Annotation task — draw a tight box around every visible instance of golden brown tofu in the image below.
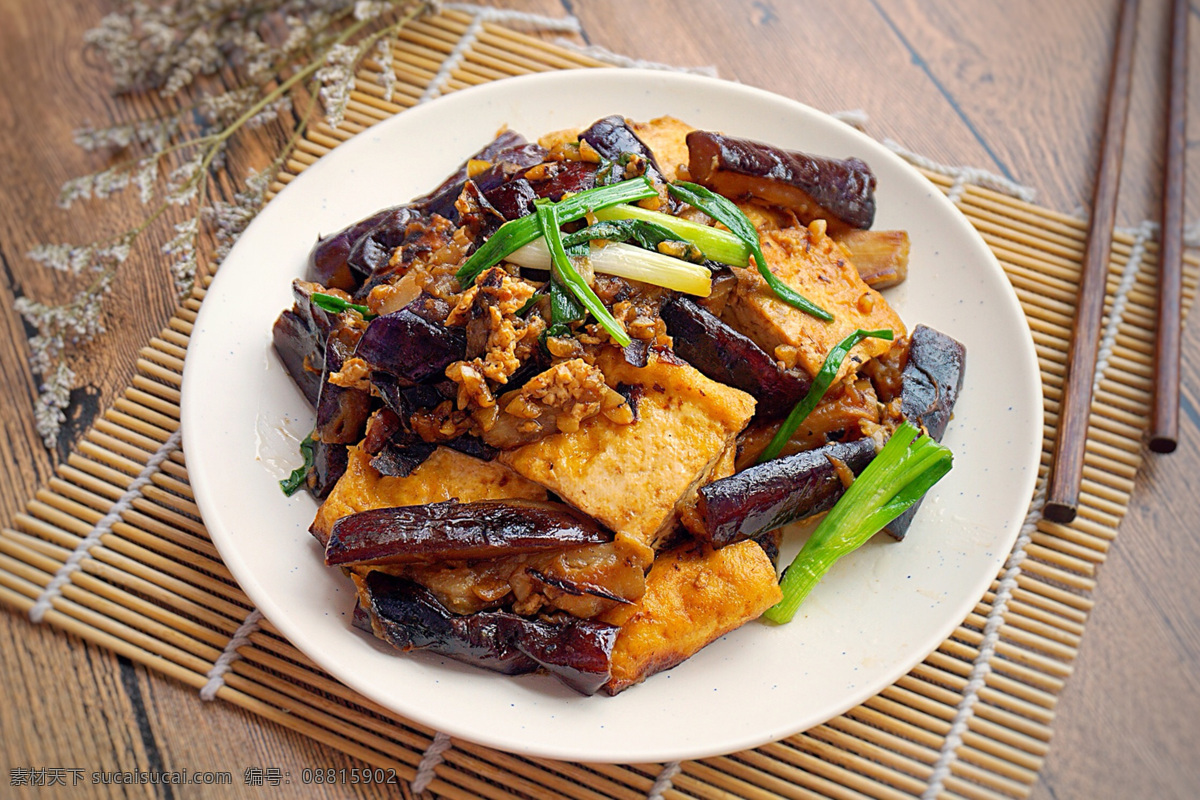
[723,219,906,382]
[500,351,755,550]
[629,116,696,181]
[310,445,547,544]
[603,539,782,694]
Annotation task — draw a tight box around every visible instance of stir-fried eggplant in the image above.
[369,440,437,479]
[273,114,960,696]
[308,440,349,499]
[417,132,537,220]
[308,131,530,290]
[883,324,966,540]
[687,130,876,230]
[695,437,880,548]
[272,280,345,406]
[353,307,465,385]
[580,115,670,196]
[359,572,619,694]
[662,296,810,419]
[314,331,371,445]
[325,498,614,567]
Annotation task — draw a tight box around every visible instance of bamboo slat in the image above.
[2,12,1196,800]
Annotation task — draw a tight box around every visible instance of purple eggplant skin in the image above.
[308,440,349,499]
[344,206,428,289]
[884,324,966,540]
[580,115,669,190]
[314,333,372,444]
[272,280,347,406]
[308,207,392,291]
[361,572,619,694]
[662,296,810,419]
[697,438,880,548]
[353,307,466,385]
[307,131,530,291]
[272,309,323,406]
[687,130,877,230]
[416,133,539,220]
[369,440,437,478]
[444,434,499,462]
[482,160,598,222]
[363,572,538,675]
[325,499,614,567]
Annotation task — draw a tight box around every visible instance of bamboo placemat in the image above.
[2,8,1197,799]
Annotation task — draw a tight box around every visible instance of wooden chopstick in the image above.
[1149,0,1189,454]
[1044,0,1140,524]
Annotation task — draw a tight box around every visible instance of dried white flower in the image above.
[166,154,205,205]
[164,217,200,294]
[23,0,443,449]
[34,361,75,448]
[317,42,360,128]
[375,35,397,102]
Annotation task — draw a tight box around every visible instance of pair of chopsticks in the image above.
[1044,0,1189,523]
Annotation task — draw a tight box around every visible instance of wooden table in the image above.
[2,1,1197,797]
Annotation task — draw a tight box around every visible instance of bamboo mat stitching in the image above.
[885,139,1038,204]
[646,761,683,800]
[549,38,719,76]
[424,5,581,101]
[412,730,455,794]
[27,427,183,623]
[200,607,264,701]
[1094,221,1155,388]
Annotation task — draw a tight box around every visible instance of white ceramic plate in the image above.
[182,69,1043,764]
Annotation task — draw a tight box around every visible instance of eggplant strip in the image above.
[359,572,619,695]
[325,499,614,567]
[697,437,880,548]
[884,324,966,540]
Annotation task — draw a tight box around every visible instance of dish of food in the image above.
[182,69,1042,763]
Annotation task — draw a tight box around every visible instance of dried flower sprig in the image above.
[20,0,438,448]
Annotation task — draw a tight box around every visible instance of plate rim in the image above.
[181,67,1044,763]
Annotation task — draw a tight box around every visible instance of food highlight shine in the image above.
[271,114,966,696]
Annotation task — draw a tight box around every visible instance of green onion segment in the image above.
[534,201,632,347]
[455,176,656,287]
[763,421,953,624]
[758,328,894,464]
[507,238,712,297]
[591,204,750,266]
[311,293,375,319]
[668,181,833,322]
[279,433,316,496]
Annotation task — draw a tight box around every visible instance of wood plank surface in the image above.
[1,0,1197,797]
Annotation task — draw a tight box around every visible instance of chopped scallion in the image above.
[534,200,632,347]
[279,432,316,496]
[764,420,953,624]
[668,181,833,321]
[758,328,894,464]
[455,176,656,287]
[311,293,375,319]
[592,204,750,266]
[508,238,712,297]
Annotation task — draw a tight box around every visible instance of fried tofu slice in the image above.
[603,539,782,694]
[629,116,696,181]
[723,219,906,383]
[500,350,755,551]
[310,445,547,545]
